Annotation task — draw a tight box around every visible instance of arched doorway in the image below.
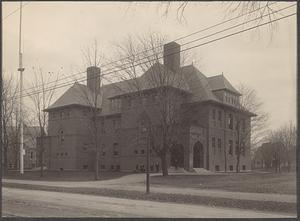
[193,141,204,168]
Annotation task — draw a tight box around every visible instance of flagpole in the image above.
[18,1,25,174]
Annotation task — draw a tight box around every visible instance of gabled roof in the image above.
[207,74,241,95]
[180,65,220,103]
[45,82,101,111]
[47,63,242,114]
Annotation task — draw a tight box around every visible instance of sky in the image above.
[2,1,297,131]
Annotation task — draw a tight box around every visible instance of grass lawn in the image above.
[150,172,296,194]
[4,170,130,181]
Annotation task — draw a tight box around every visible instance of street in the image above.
[3,188,294,218]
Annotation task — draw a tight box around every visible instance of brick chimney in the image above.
[163,41,180,72]
[87,66,100,93]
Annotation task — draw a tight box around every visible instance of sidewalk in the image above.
[3,173,296,204]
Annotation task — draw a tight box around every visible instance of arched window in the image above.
[59,130,65,144]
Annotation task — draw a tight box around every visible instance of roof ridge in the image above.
[207,74,223,79]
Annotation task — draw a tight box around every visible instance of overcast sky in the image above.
[2,1,297,130]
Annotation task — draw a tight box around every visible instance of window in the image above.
[83,109,87,116]
[228,114,233,129]
[83,165,88,170]
[150,165,154,171]
[228,140,233,155]
[241,142,245,156]
[218,110,222,121]
[217,138,221,150]
[64,152,68,156]
[102,150,106,156]
[242,165,246,170]
[215,165,220,171]
[60,111,65,119]
[235,141,239,155]
[212,137,216,154]
[212,109,216,120]
[113,119,121,131]
[56,153,59,157]
[141,149,145,154]
[128,98,132,108]
[59,130,65,144]
[113,119,116,130]
[101,165,105,169]
[60,153,63,156]
[142,97,147,106]
[111,165,114,170]
[242,119,246,132]
[30,151,33,159]
[113,143,119,156]
[101,119,105,133]
[116,165,120,171]
[134,150,138,154]
[229,165,233,171]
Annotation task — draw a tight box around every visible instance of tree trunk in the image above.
[236,155,240,173]
[3,141,8,175]
[40,134,44,177]
[161,152,168,176]
[94,149,99,180]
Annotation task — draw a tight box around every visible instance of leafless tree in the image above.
[126,2,282,36]
[234,84,268,172]
[268,122,296,172]
[2,74,19,173]
[29,67,58,177]
[112,33,191,176]
[73,41,104,180]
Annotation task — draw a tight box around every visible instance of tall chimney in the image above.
[87,66,100,93]
[163,41,180,72]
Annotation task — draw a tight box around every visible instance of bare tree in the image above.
[126,1,281,30]
[73,41,104,180]
[268,122,296,172]
[29,67,58,177]
[112,33,191,176]
[234,84,268,172]
[2,74,19,173]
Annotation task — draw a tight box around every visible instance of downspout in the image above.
[224,108,227,172]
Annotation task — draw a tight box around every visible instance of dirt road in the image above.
[3,188,294,218]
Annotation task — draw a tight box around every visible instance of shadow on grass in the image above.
[150,172,296,194]
[4,170,133,182]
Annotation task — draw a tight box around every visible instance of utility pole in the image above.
[18,1,25,174]
[146,130,150,194]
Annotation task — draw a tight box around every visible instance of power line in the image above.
[3,2,30,21]
[12,12,295,101]
[17,1,280,94]
[16,4,296,98]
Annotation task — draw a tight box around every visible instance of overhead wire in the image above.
[11,10,296,102]
[18,2,280,94]
[3,2,30,21]
[14,4,296,99]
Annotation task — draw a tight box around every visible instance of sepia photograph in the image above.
[1,1,297,218]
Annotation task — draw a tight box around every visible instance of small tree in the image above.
[113,33,190,176]
[268,122,296,172]
[2,74,19,173]
[74,40,103,180]
[234,84,268,172]
[29,67,58,177]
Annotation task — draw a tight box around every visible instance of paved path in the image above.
[3,174,296,204]
[3,187,294,218]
